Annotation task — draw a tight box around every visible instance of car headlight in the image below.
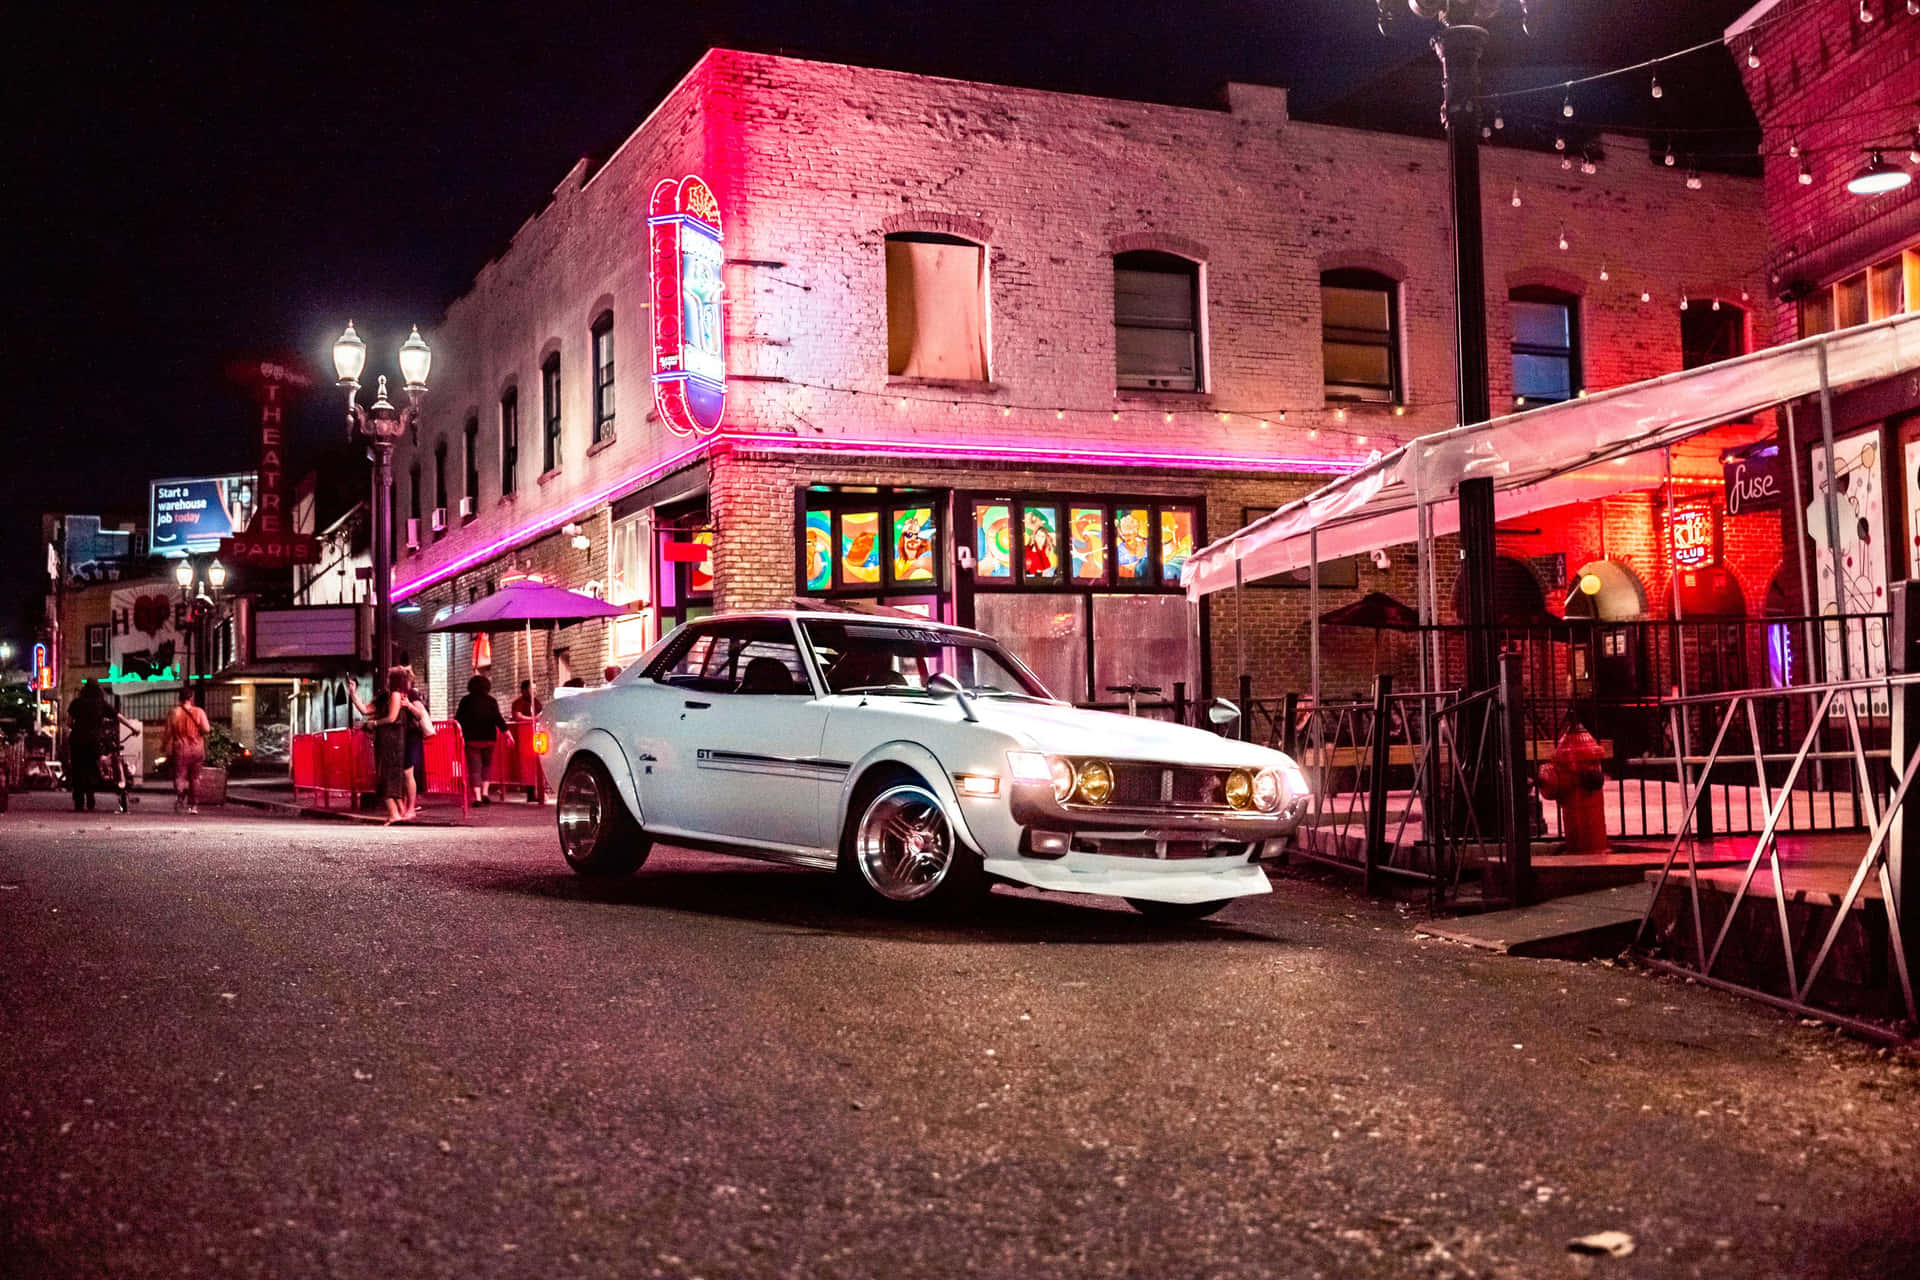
[1048,755,1076,803]
[1075,759,1114,805]
[1251,768,1283,813]
[1224,769,1254,810]
[1009,751,1077,804]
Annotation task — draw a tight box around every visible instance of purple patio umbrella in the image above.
[426,579,629,689]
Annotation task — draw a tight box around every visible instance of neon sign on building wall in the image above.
[649,174,726,436]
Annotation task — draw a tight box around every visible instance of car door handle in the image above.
[683,700,711,710]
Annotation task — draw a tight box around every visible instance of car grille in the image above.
[1104,763,1235,810]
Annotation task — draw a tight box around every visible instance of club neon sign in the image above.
[649,174,726,436]
[1671,503,1717,569]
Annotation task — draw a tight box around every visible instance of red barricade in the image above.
[291,727,375,810]
[292,718,539,816]
[489,721,548,802]
[421,720,470,819]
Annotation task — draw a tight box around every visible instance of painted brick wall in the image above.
[392,48,1772,602]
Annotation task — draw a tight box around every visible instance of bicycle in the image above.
[1104,683,1162,718]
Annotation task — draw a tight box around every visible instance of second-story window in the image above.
[542,352,562,474]
[1509,287,1581,405]
[463,416,479,518]
[591,313,615,445]
[432,439,448,537]
[1321,269,1401,404]
[1114,251,1202,392]
[408,463,422,546]
[500,388,519,497]
[885,232,989,381]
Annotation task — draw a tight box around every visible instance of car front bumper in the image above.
[982,849,1272,904]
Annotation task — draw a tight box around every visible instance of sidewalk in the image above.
[120,773,556,829]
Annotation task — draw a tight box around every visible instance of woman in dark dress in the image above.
[369,671,411,823]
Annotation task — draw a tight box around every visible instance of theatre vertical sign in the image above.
[223,359,321,566]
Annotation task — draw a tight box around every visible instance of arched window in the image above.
[885,232,989,381]
[1321,269,1401,403]
[1114,251,1202,391]
[1510,286,1581,405]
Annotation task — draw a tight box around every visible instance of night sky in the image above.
[9,0,1758,642]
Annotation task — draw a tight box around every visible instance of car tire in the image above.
[556,755,650,878]
[840,774,986,914]
[1125,898,1232,922]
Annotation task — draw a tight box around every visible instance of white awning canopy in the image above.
[1184,313,1920,599]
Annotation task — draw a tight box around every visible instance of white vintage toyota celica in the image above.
[538,611,1310,919]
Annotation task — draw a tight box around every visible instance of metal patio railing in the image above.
[1631,671,1920,1040]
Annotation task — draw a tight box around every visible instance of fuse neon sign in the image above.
[649,174,726,436]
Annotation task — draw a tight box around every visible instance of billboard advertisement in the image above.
[150,474,256,558]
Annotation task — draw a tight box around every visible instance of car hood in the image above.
[975,698,1288,767]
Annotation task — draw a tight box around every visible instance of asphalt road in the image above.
[2,793,1917,1279]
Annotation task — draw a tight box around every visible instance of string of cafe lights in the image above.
[763,375,1435,449]
[1479,0,1912,109]
[1471,0,1916,191]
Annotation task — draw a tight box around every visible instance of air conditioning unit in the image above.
[405,518,421,550]
[432,507,448,532]
[458,496,475,518]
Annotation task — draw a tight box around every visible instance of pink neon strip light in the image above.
[391,431,1367,601]
[391,438,712,602]
[719,432,1368,475]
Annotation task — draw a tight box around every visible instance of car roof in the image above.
[688,609,984,637]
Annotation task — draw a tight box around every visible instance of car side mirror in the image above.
[925,672,979,723]
[1208,697,1242,727]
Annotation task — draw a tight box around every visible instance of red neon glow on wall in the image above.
[650,175,726,437]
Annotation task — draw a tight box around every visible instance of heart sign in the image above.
[132,593,172,637]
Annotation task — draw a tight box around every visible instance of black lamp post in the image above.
[1392,0,1532,698]
[331,322,431,681]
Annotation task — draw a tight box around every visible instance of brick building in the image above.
[1724,0,1918,664]
[387,48,1773,716]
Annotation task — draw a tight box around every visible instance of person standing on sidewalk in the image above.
[65,681,109,812]
[455,675,509,806]
[164,688,211,815]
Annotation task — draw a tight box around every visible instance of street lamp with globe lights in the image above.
[332,321,431,680]
[173,558,227,685]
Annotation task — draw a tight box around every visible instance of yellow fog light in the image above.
[1075,759,1114,805]
[1225,769,1254,810]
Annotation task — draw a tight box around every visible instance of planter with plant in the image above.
[195,727,241,805]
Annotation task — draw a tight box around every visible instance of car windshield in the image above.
[802,620,1052,700]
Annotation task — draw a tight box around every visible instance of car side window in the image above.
[652,622,811,695]
[654,631,722,691]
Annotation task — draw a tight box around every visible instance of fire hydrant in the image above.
[1537,721,1609,854]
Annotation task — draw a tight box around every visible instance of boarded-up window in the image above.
[1114,251,1201,391]
[886,233,989,380]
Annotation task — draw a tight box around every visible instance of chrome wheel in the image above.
[555,755,650,878]
[557,766,604,860]
[855,784,954,902]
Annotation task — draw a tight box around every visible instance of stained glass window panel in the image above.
[804,510,833,591]
[1114,507,1151,581]
[841,512,880,585]
[689,530,716,595]
[1022,506,1061,581]
[974,503,1013,580]
[892,507,936,583]
[1160,507,1195,584]
[1069,507,1106,583]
